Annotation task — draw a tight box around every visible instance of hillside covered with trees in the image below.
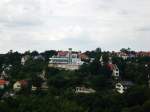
[0,48,150,112]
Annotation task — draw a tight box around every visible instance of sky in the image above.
[0,0,150,53]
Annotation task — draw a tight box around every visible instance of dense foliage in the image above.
[0,48,150,112]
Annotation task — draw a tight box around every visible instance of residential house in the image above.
[41,82,49,91]
[21,55,30,65]
[137,51,150,57]
[90,58,95,63]
[108,64,120,78]
[79,53,89,61]
[0,80,9,89]
[75,87,96,94]
[112,65,120,78]
[115,81,134,94]
[0,71,8,80]
[31,85,37,91]
[117,52,129,60]
[115,83,124,94]
[39,70,49,90]
[99,56,104,66]
[39,70,47,81]
[13,80,28,92]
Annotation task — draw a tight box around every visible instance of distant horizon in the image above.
[1,47,150,54]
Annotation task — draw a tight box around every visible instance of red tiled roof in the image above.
[0,80,8,85]
[79,53,89,60]
[137,52,150,56]
[57,51,69,57]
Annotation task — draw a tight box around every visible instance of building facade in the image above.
[49,48,84,70]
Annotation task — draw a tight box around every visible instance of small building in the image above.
[90,58,95,63]
[0,80,9,89]
[108,64,120,78]
[0,71,9,80]
[41,82,49,91]
[112,65,119,78]
[21,55,30,65]
[115,83,124,94]
[33,55,45,60]
[79,53,89,61]
[137,51,150,57]
[13,80,28,92]
[115,81,134,94]
[31,85,37,91]
[39,70,47,81]
[75,87,96,94]
[116,52,129,60]
[99,56,104,66]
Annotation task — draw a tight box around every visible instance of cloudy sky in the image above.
[0,0,150,53]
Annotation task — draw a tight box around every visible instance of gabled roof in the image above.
[79,53,89,60]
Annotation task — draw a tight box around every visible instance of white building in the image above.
[0,71,8,79]
[117,52,129,60]
[115,81,134,94]
[75,87,96,94]
[21,55,30,65]
[108,63,120,78]
[49,48,84,70]
[13,80,28,92]
[112,65,120,78]
[99,56,104,66]
[115,83,125,94]
[13,81,22,91]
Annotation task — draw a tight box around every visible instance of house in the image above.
[41,82,49,91]
[0,80,9,89]
[117,52,129,60]
[31,85,37,91]
[137,51,150,57]
[75,87,96,94]
[112,65,119,78]
[49,48,84,70]
[115,81,134,94]
[39,70,49,90]
[13,80,28,92]
[90,58,95,63]
[99,56,104,66]
[115,83,124,94]
[21,55,30,65]
[39,70,47,81]
[79,53,89,61]
[107,64,120,78]
[33,55,45,60]
[0,71,8,80]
